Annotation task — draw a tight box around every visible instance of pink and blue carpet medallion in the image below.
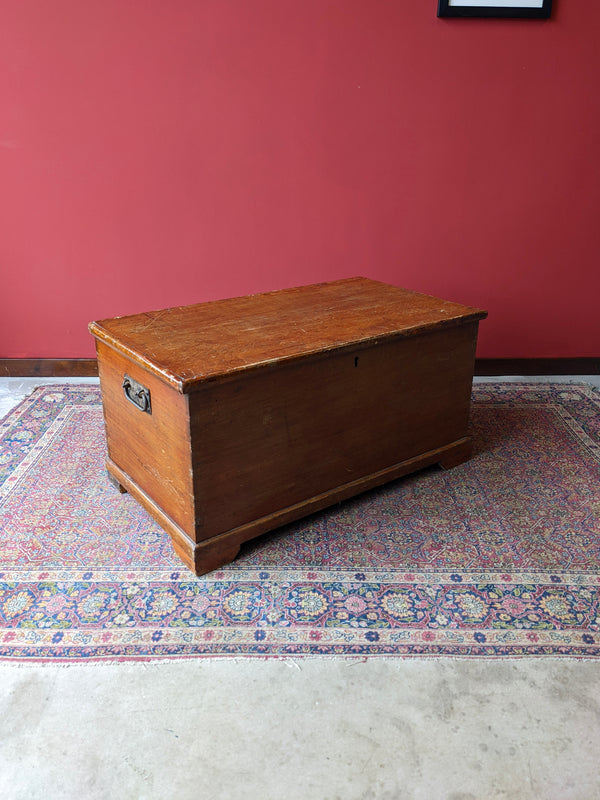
[0,383,599,662]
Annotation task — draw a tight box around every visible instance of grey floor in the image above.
[1,377,599,800]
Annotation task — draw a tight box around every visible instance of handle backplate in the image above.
[122,374,152,414]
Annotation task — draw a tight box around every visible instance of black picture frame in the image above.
[437,0,552,18]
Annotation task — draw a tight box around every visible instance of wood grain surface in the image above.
[89,278,486,391]
[91,278,486,575]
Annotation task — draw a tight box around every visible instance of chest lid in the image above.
[89,277,487,393]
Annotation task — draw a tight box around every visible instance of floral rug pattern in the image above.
[0,384,599,661]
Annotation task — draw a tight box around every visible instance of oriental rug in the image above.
[0,383,599,662]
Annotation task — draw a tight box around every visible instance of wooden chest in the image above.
[89,278,486,575]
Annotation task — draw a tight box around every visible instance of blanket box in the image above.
[89,277,487,575]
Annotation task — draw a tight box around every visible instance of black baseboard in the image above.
[0,359,99,377]
[474,358,600,376]
[0,357,598,378]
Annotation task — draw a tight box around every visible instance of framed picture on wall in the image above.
[437,0,552,17]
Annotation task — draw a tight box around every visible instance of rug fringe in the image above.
[0,652,597,668]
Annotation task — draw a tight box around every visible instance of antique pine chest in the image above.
[89,278,487,575]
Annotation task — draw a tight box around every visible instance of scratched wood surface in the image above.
[88,278,486,392]
[90,278,487,574]
[187,322,481,544]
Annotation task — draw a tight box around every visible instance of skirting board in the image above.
[0,357,599,378]
[0,359,100,377]
[475,358,599,376]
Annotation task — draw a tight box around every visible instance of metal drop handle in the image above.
[122,374,152,414]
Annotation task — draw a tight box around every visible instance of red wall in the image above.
[1,0,599,358]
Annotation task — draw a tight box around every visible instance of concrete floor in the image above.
[1,377,599,800]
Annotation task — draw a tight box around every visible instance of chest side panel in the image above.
[95,340,195,536]
[188,321,480,541]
